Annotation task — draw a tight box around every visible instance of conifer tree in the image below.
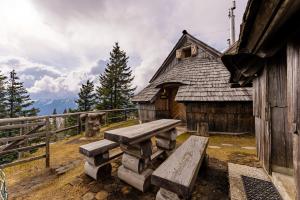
[6,70,39,117]
[76,80,96,111]
[0,71,7,118]
[52,108,57,129]
[96,42,136,109]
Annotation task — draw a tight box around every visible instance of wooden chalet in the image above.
[133,31,254,134]
[222,0,300,198]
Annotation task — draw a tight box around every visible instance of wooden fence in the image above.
[0,108,138,169]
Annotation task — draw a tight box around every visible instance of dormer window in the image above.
[182,46,192,58]
[176,44,198,60]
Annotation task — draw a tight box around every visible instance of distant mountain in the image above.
[33,98,77,115]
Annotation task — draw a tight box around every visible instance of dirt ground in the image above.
[5,120,259,200]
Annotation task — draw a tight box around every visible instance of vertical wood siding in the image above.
[287,39,300,200]
[186,101,254,133]
[254,49,293,174]
[137,104,156,122]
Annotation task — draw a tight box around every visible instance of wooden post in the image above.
[18,121,25,159]
[124,109,127,121]
[196,122,209,137]
[105,112,108,125]
[77,114,82,134]
[45,117,50,168]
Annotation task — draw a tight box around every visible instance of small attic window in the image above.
[182,46,192,58]
[176,44,198,60]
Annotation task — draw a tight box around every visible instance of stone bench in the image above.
[79,139,122,180]
[151,135,209,200]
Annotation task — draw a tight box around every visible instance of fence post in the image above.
[124,109,127,121]
[45,117,50,168]
[77,114,82,134]
[105,112,108,125]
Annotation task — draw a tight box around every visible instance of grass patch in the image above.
[175,133,259,167]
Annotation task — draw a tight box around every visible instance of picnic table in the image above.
[104,119,181,192]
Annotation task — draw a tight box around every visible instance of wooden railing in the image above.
[0,108,138,169]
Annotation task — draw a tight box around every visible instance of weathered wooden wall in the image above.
[253,66,270,172]
[168,88,186,122]
[287,38,300,199]
[254,49,293,174]
[186,101,254,133]
[154,95,169,119]
[137,104,155,122]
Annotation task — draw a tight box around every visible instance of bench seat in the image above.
[79,139,121,180]
[151,135,209,199]
[79,139,119,157]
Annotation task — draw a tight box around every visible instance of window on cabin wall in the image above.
[182,46,192,58]
[176,44,198,60]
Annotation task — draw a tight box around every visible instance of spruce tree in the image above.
[52,108,57,129]
[6,70,39,117]
[96,42,136,109]
[0,71,7,118]
[76,80,96,111]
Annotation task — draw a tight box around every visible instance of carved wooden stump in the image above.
[80,113,102,137]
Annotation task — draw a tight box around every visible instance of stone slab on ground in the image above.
[228,163,271,200]
[241,146,256,150]
[208,145,221,149]
[221,143,233,146]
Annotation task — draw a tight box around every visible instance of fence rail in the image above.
[0,108,138,169]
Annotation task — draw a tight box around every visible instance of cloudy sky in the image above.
[0,0,248,100]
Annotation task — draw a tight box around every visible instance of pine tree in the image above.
[96,42,136,109]
[76,80,96,111]
[6,70,39,117]
[52,108,57,130]
[0,71,7,118]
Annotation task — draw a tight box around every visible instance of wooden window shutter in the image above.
[176,49,183,59]
[191,44,198,56]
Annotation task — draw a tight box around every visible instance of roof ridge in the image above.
[149,30,222,83]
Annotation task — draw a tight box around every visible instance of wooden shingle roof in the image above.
[132,32,252,103]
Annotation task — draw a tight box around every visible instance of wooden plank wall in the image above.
[137,104,156,122]
[268,52,293,170]
[155,95,170,119]
[186,101,254,133]
[254,49,293,174]
[287,39,300,199]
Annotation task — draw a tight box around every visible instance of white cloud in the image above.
[0,0,248,99]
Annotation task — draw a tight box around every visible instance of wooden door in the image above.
[168,88,186,122]
[287,39,300,199]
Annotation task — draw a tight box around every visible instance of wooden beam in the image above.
[0,121,45,131]
[151,136,209,197]
[52,125,79,134]
[2,123,45,151]
[0,143,46,156]
[0,154,46,168]
[104,119,181,144]
[0,132,46,144]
